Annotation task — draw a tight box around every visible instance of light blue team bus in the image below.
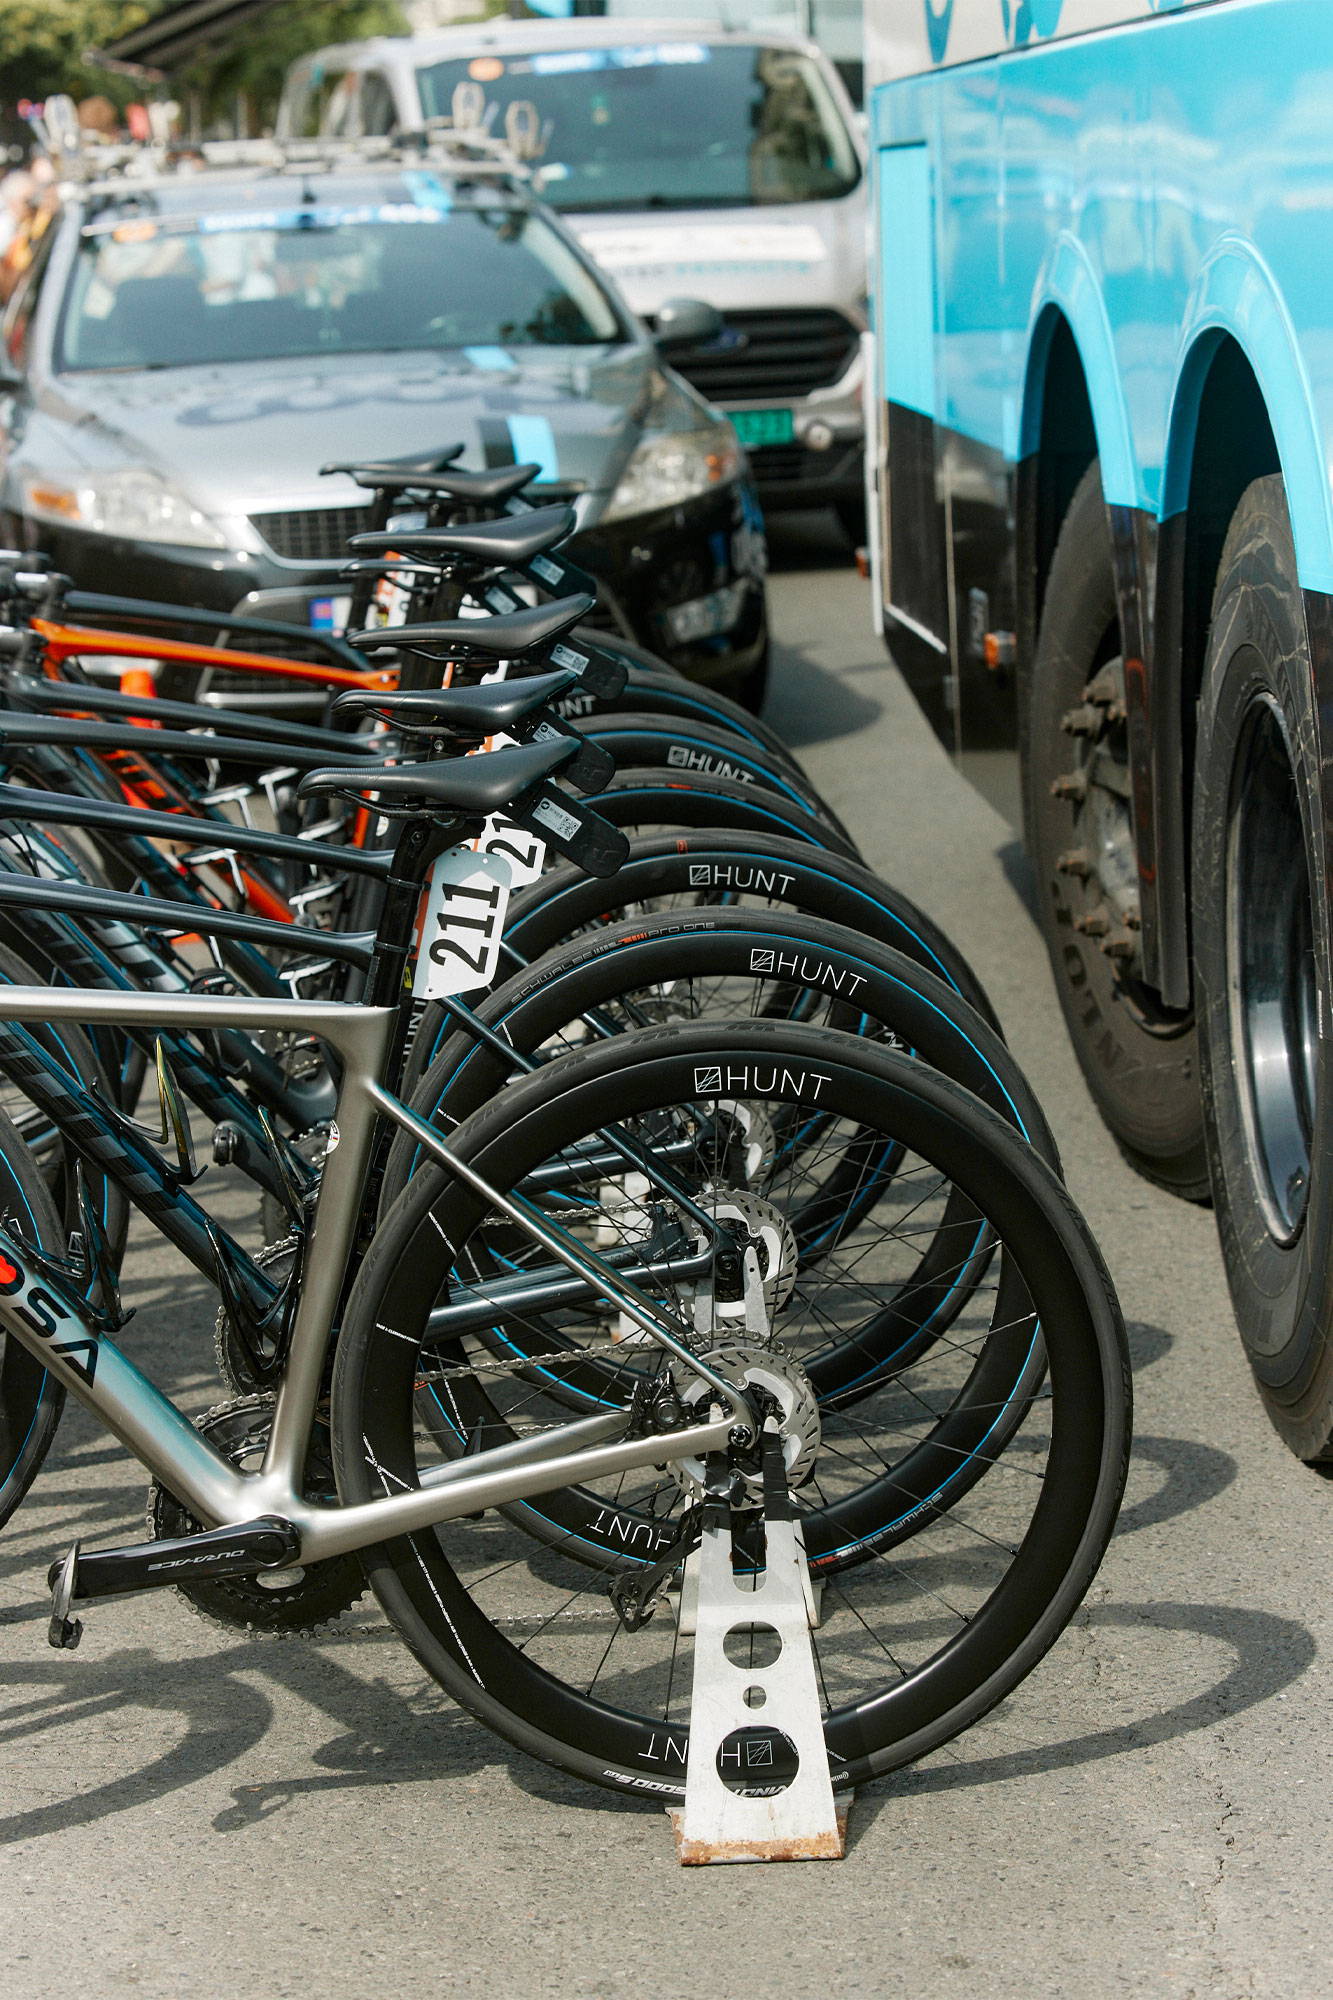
[866,0,1333,1460]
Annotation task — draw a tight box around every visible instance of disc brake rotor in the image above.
[672,1341,821,1498]
[690,1183,797,1330]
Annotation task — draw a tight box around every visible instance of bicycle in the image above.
[0,950,1130,1801]
[0,614,1132,1799]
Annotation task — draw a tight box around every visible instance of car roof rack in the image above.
[44,92,549,200]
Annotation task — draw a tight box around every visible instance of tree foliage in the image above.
[179,2,410,126]
[0,1,150,109]
[0,1,411,125]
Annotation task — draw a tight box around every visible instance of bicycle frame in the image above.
[0,984,748,1565]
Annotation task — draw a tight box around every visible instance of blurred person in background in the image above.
[0,170,34,259]
[0,156,55,304]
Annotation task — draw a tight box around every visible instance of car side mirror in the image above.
[653,297,723,354]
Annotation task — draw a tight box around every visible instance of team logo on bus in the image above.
[924,0,954,61]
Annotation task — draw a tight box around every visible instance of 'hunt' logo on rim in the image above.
[692,1064,831,1100]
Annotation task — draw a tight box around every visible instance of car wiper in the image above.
[556,195,751,214]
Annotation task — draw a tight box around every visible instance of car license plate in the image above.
[731,408,795,449]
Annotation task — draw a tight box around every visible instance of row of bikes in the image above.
[0,445,1130,1806]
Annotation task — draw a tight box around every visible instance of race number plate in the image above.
[477,815,546,885]
[414,846,514,1000]
[467,712,548,885]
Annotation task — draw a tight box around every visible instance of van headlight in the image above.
[24,469,229,549]
[601,419,741,525]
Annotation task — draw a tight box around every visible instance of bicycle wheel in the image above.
[333,1020,1129,1797]
[590,769,862,862]
[572,715,846,841]
[387,911,1055,1455]
[575,627,683,680]
[0,1104,71,1530]
[390,908,1054,1221]
[0,939,131,1267]
[500,832,998,1033]
[557,668,807,775]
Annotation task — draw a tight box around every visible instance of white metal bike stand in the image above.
[669,1434,849,1865]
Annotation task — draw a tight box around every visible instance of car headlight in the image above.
[601,419,742,526]
[23,469,229,550]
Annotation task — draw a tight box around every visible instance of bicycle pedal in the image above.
[47,1543,84,1650]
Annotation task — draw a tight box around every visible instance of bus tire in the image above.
[1192,474,1333,1461]
[1025,460,1208,1197]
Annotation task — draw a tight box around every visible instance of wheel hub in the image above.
[673,1341,821,1498]
[1053,658,1145,977]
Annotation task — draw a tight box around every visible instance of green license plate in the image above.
[731,407,795,449]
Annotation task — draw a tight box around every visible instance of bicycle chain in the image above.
[413,1337,642,1388]
[414,1331,791,1389]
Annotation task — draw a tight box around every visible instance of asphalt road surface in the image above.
[2,515,1330,2000]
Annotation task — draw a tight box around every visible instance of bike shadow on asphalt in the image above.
[0,1546,1304,1846]
[857,1596,1314,1817]
[0,1340,1254,1847]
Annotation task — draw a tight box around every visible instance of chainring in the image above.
[147,1393,365,1636]
[214,1236,296,1396]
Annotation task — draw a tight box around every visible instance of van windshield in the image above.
[59,203,625,371]
[417,42,860,211]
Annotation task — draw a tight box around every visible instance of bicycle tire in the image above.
[392,907,1054,1208]
[500,832,999,1033]
[0,1103,71,1530]
[556,667,806,775]
[570,714,852,847]
[583,769,862,861]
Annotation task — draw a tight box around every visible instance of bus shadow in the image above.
[764,649,882,749]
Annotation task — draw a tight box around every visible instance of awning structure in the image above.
[97,0,288,74]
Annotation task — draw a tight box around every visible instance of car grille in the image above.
[666,309,860,403]
[249,505,374,562]
[746,444,809,483]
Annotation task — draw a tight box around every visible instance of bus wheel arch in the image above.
[1156,333,1281,1009]
[1018,309,1097,759]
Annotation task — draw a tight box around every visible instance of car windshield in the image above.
[416,42,860,211]
[58,201,625,371]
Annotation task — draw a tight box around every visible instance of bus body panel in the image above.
[868,0,1224,88]
[869,0,1333,863]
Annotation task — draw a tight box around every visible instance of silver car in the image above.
[0,151,769,703]
[279,20,868,536]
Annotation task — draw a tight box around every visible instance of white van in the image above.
[278,19,868,536]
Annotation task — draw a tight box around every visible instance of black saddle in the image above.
[321,444,464,479]
[342,464,541,507]
[350,595,592,662]
[333,666,579,735]
[347,503,574,569]
[296,736,577,816]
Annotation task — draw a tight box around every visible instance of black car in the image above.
[0,146,769,702]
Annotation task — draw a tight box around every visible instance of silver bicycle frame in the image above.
[0,986,746,1565]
